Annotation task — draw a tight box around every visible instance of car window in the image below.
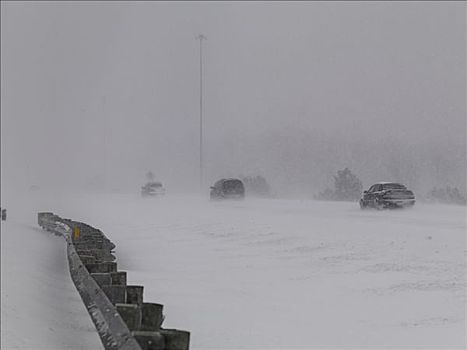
[369,185,376,192]
[223,180,243,191]
[382,183,406,190]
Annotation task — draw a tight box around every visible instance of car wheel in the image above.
[360,200,366,209]
[375,198,384,210]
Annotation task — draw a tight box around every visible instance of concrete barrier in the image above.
[66,239,141,350]
[141,303,164,331]
[111,271,127,286]
[91,273,112,288]
[126,285,144,306]
[116,304,142,331]
[38,212,190,350]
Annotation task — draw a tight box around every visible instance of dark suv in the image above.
[210,178,245,200]
[360,182,415,209]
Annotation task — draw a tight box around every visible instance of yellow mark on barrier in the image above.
[73,226,80,240]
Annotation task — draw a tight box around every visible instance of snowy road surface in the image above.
[2,192,466,349]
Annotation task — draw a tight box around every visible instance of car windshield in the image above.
[147,182,162,187]
[223,180,243,191]
[382,183,406,190]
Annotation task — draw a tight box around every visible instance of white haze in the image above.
[1,2,465,198]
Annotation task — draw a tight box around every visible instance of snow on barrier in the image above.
[38,212,190,350]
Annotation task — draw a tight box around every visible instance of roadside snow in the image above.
[0,199,102,350]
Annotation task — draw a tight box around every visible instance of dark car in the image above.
[210,178,245,200]
[360,182,415,209]
[141,181,166,196]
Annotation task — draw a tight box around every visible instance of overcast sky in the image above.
[1,1,465,196]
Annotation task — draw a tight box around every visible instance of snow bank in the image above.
[1,203,102,349]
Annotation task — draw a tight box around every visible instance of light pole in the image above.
[197,34,206,192]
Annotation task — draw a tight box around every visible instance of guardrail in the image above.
[38,212,190,350]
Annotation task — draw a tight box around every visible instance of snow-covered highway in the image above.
[2,192,466,349]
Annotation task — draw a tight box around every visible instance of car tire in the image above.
[375,198,384,210]
[360,200,367,210]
